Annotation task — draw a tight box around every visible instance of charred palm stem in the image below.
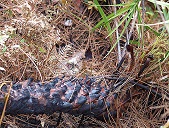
[0,75,167,120]
[106,76,167,98]
[0,76,117,118]
[116,55,126,71]
[116,45,134,72]
[137,55,153,77]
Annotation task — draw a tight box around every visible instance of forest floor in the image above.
[0,0,169,127]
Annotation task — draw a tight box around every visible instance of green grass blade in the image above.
[160,50,169,62]
[103,8,135,58]
[93,0,112,40]
[147,0,169,8]
[107,6,135,37]
[93,3,134,31]
[145,26,160,36]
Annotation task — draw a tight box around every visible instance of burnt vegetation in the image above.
[0,0,169,127]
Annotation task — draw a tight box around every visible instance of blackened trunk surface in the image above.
[0,76,117,118]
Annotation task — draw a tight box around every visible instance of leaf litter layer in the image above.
[0,0,169,127]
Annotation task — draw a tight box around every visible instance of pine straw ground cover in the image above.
[0,0,169,127]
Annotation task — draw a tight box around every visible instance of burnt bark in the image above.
[0,76,118,118]
[0,74,166,120]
